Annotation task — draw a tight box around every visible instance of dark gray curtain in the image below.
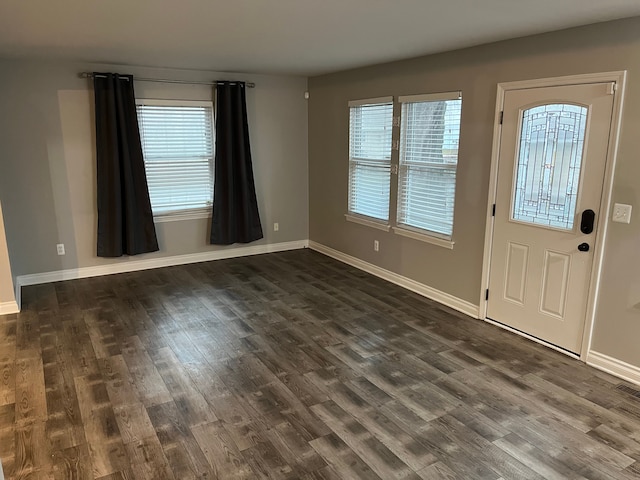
[93,73,159,257]
[210,82,263,245]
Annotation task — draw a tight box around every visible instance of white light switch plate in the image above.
[612,203,632,224]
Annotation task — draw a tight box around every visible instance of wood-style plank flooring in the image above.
[1,249,640,479]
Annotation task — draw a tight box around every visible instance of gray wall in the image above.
[308,17,640,367]
[0,60,309,278]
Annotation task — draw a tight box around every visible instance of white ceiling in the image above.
[1,0,640,76]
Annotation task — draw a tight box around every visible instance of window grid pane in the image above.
[348,102,393,221]
[397,98,462,237]
[137,103,214,215]
[512,104,587,230]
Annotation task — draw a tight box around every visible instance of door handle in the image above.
[581,209,596,234]
[578,243,590,252]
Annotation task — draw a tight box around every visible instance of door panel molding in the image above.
[480,71,627,361]
[504,242,529,305]
[539,250,571,319]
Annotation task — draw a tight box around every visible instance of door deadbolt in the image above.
[581,209,596,234]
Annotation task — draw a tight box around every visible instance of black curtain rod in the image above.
[79,72,255,88]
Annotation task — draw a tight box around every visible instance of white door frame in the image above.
[479,71,627,360]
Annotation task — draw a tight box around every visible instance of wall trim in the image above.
[0,300,19,316]
[16,240,309,292]
[587,350,640,387]
[14,281,20,312]
[309,241,480,318]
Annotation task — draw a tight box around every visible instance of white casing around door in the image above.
[487,82,615,354]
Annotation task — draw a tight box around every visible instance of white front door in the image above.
[487,82,615,354]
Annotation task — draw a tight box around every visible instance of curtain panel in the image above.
[93,73,159,257]
[210,82,263,245]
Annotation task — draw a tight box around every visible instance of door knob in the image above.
[578,243,590,252]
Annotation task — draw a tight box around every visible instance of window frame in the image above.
[346,96,394,227]
[395,91,462,246]
[136,98,215,222]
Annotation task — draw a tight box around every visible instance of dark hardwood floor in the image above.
[1,249,640,479]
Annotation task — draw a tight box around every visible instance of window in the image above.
[347,97,394,223]
[397,92,462,239]
[512,104,587,230]
[137,99,214,218]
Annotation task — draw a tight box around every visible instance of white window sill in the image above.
[345,214,391,232]
[154,209,211,223]
[393,226,455,249]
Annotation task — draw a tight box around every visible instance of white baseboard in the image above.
[0,300,19,315]
[587,350,640,387]
[16,240,309,292]
[308,241,480,318]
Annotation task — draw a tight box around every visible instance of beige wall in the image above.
[0,60,309,280]
[308,17,640,367]
[0,201,16,310]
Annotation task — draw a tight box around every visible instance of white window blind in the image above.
[348,98,393,221]
[137,100,214,216]
[397,93,462,238]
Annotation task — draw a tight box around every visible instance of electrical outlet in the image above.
[56,243,65,255]
[274,222,279,232]
[374,240,379,252]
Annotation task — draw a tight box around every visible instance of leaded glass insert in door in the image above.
[512,104,588,230]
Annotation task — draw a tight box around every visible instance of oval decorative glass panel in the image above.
[512,104,588,230]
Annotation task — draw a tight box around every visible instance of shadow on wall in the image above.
[55,89,95,270]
